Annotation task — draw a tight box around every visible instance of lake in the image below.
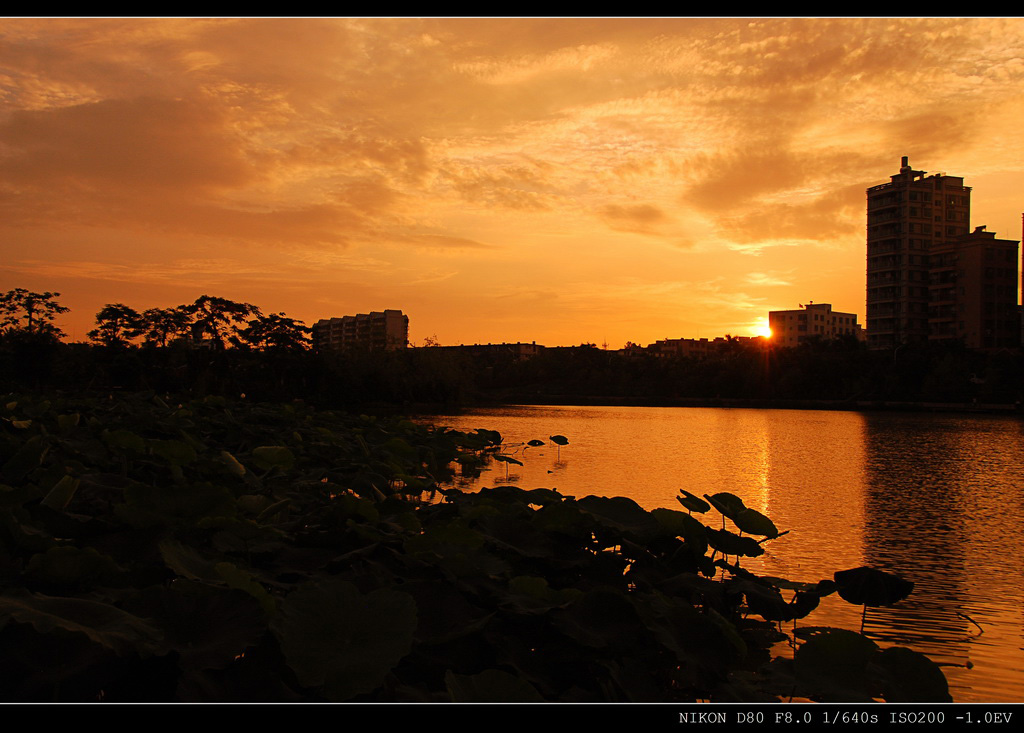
[422,404,1024,703]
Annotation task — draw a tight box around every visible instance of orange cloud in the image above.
[1,97,252,191]
[442,162,557,211]
[597,203,670,235]
[394,233,494,250]
[716,185,865,244]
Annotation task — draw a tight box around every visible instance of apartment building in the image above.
[866,156,972,348]
[866,157,1019,350]
[929,226,1019,349]
[312,310,409,352]
[768,303,863,347]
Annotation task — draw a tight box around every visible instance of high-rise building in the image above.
[312,310,409,352]
[866,156,971,348]
[866,157,1020,350]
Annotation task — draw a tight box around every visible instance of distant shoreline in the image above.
[427,394,1024,416]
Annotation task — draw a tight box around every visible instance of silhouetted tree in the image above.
[185,295,262,349]
[0,289,69,338]
[140,306,192,347]
[240,312,312,351]
[88,303,143,347]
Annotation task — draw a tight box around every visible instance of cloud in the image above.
[715,186,864,244]
[0,95,419,247]
[442,160,557,210]
[881,111,980,161]
[724,240,803,256]
[597,202,670,235]
[745,272,793,287]
[682,146,809,213]
[2,257,298,286]
[406,270,459,285]
[0,97,253,191]
[491,287,560,301]
[394,233,494,249]
[0,20,440,249]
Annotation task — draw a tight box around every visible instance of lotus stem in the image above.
[956,610,984,636]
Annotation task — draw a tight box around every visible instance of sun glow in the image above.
[754,319,773,339]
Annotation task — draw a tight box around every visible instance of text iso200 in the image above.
[889,712,945,724]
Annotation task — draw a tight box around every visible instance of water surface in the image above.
[424,405,1024,702]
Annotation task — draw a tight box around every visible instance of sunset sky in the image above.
[3,17,1024,348]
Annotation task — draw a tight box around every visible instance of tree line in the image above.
[478,336,1024,407]
[3,288,1023,408]
[2,290,312,351]
[0,288,467,408]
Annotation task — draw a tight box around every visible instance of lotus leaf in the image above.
[794,628,879,701]
[250,445,295,471]
[220,451,246,476]
[704,491,746,520]
[125,582,268,671]
[732,507,779,538]
[56,413,80,433]
[651,508,709,555]
[677,489,711,514]
[275,579,417,701]
[25,545,124,590]
[102,429,146,454]
[506,575,582,612]
[875,646,952,702]
[741,581,793,622]
[834,566,914,607]
[0,591,167,658]
[706,527,764,558]
[40,474,79,511]
[149,439,197,466]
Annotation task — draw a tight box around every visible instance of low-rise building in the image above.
[651,337,714,359]
[313,309,408,352]
[768,303,863,347]
[649,335,766,357]
[434,341,544,360]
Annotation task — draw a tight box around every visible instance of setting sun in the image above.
[754,319,773,339]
